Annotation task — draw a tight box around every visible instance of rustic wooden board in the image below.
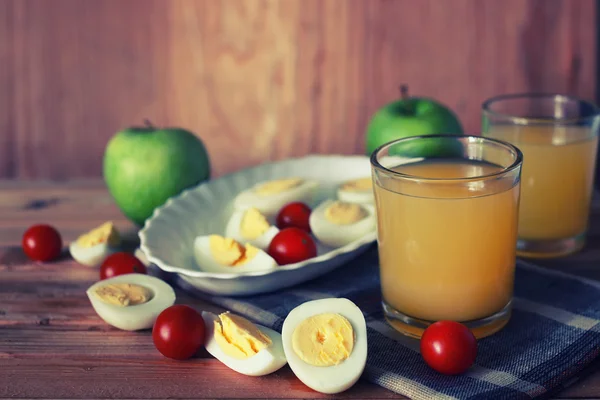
[0,179,599,399]
[0,0,596,179]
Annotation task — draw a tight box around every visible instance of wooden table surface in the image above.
[1,180,600,399]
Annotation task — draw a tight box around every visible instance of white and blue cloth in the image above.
[191,245,600,400]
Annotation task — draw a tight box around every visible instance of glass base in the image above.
[382,300,512,340]
[516,234,585,259]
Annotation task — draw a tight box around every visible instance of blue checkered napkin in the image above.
[199,246,600,400]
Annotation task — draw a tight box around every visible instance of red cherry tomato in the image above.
[100,252,147,280]
[267,227,317,265]
[420,320,478,375]
[22,224,63,262]
[152,305,205,360]
[276,202,312,233]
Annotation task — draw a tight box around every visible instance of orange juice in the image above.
[486,126,598,241]
[374,159,520,323]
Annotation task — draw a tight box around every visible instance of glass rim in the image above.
[370,134,523,182]
[481,92,600,125]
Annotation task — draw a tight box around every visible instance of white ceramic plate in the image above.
[138,155,377,296]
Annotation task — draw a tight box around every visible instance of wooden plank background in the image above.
[0,0,596,180]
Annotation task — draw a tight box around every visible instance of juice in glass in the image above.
[483,94,600,258]
[487,126,597,241]
[371,135,522,339]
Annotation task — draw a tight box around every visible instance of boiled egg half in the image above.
[337,177,374,205]
[282,298,368,394]
[70,221,121,267]
[202,311,287,376]
[86,273,176,331]
[233,178,318,217]
[193,235,278,274]
[309,200,376,247]
[225,207,279,250]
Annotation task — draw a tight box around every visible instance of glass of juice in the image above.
[371,135,523,339]
[482,94,600,258]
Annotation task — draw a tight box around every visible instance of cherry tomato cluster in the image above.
[21,224,208,360]
[267,202,317,265]
[21,223,148,279]
[420,321,478,375]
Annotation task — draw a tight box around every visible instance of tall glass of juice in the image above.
[371,135,522,339]
[482,94,600,258]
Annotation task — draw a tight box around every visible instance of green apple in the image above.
[103,123,211,226]
[365,86,464,157]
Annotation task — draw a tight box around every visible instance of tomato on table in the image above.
[267,227,317,265]
[276,202,312,233]
[420,320,478,375]
[22,224,63,262]
[100,252,147,280]
[152,305,206,360]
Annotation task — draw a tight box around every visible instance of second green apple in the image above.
[365,86,464,156]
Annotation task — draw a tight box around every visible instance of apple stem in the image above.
[399,85,409,99]
[143,119,155,129]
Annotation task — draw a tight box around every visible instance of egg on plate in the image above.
[202,311,287,376]
[309,200,376,248]
[337,177,374,205]
[193,235,278,274]
[282,298,368,394]
[86,273,176,331]
[232,178,318,217]
[224,207,279,250]
[70,222,121,267]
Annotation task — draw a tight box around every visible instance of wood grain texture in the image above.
[1,180,600,399]
[0,0,15,179]
[9,0,170,180]
[0,0,596,179]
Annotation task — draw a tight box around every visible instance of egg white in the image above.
[282,298,368,394]
[193,236,278,274]
[337,181,375,205]
[201,311,287,376]
[70,240,117,267]
[309,200,376,248]
[224,208,280,250]
[86,273,176,331]
[232,179,319,217]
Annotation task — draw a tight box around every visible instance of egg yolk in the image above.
[76,221,120,248]
[254,178,304,196]
[208,235,260,266]
[292,313,354,367]
[324,201,368,225]
[213,312,272,359]
[341,177,372,192]
[240,208,270,240]
[95,283,152,307]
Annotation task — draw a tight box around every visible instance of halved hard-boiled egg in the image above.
[202,311,287,376]
[337,177,374,205]
[233,178,318,217]
[70,221,121,267]
[193,235,278,274]
[309,200,376,247]
[86,273,176,331]
[282,298,368,394]
[224,207,279,250]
